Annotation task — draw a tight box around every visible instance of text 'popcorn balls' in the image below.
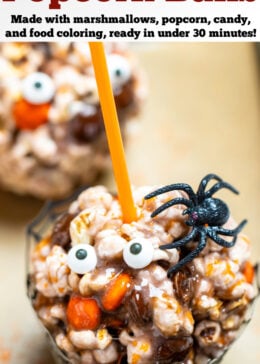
[0,43,144,199]
[27,185,258,364]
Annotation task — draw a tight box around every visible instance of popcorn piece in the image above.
[153,295,194,336]
[30,126,58,164]
[95,230,128,260]
[228,234,251,265]
[77,186,113,211]
[69,330,97,350]
[126,336,153,364]
[70,207,107,245]
[204,253,239,288]
[55,332,75,353]
[68,271,80,293]
[35,245,70,297]
[81,351,95,364]
[69,329,112,351]
[93,342,119,363]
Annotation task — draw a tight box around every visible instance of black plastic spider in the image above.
[145,174,247,277]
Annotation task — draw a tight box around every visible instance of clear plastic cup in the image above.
[26,188,259,364]
[26,189,84,364]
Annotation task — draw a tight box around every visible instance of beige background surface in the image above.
[0,43,260,363]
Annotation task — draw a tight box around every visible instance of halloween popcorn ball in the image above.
[27,175,258,364]
[0,43,144,198]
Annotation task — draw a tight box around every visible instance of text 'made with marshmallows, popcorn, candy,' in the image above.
[0,0,259,41]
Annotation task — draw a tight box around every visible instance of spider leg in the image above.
[207,230,237,248]
[215,219,247,236]
[144,183,197,204]
[197,174,223,197]
[207,219,247,248]
[167,232,206,277]
[150,197,193,218]
[160,228,197,250]
[204,181,239,199]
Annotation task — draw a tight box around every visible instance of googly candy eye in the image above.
[21,72,55,105]
[67,244,97,274]
[123,238,154,269]
[107,54,132,90]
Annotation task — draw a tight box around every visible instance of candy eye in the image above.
[123,238,154,269]
[67,244,97,274]
[21,72,55,104]
[107,54,132,90]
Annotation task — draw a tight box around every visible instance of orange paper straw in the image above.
[89,42,137,223]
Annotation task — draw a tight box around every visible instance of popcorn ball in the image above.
[27,182,258,364]
[0,43,144,198]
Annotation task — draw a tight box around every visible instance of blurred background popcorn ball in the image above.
[0,42,145,199]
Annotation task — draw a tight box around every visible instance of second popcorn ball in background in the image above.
[0,42,144,199]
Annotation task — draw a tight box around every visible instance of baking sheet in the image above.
[0,43,259,364]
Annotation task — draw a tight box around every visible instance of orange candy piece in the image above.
[243,261,254,284]
[12,99,50,130]
[67,296,101,330]
[101,272,132,311]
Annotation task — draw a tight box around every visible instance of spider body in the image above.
[185,197,229,227]
[145,174,247,277]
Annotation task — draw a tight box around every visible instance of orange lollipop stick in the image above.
[89,42,137,223]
